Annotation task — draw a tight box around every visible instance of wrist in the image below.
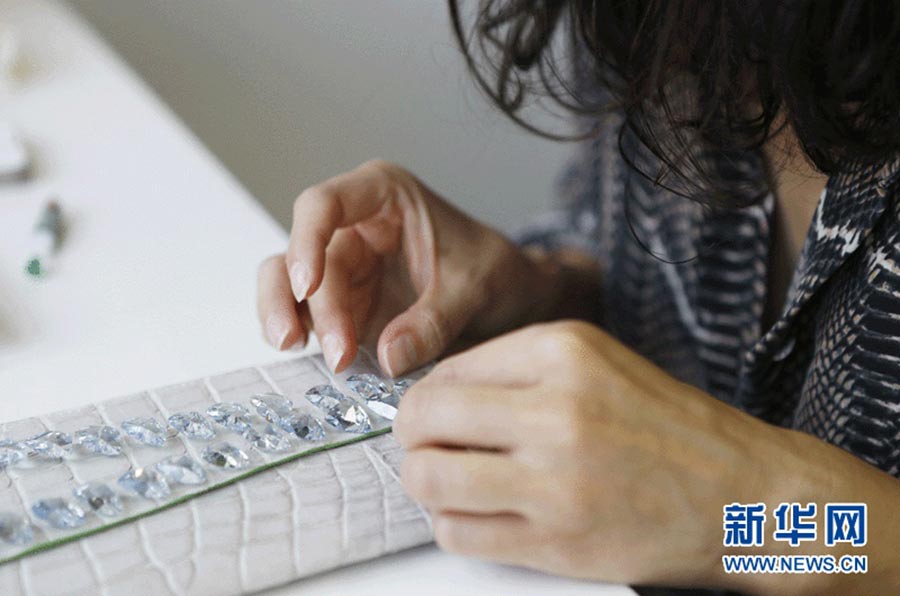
[518,247,566,323]
[518,246,604,324]
[462,237,565,337]
[717,423,900,595]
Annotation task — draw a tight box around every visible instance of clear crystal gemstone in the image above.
[250,393,293,424]
[155,454,207,485]
[74,425,123,456]
[201,442,250,469]
[365,397,400,421]
[0,513,34,545]
[346,374,405,420]
[121,417,169,447]
[0,440,25,468]
[346,374,392,401]
[24,430,72,460]
[244,424,292,452]
[305,385,372,433]
[32,498,87,529]
[206,402,252,433]
[117,467,171,500]
[167,412,216,440]
[281,413,326,442]
[392,378,412,396]
[73,482,123,517]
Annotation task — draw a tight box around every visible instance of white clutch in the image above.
[0,351,433,595]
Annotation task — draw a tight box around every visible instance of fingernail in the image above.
[265,313,291,350]
[289,262,312,300]
[384,335,417,377]
[322,333,345,371]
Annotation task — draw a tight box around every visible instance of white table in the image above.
[0,2,633,594]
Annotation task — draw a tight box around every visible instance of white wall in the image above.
[67,0,572,232]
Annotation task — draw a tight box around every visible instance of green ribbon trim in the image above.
[0,426,394,566]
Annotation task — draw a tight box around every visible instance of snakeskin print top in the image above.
[519,111,900,478]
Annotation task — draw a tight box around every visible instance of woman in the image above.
[256,2,900,594]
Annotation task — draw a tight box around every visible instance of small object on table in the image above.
[25,200,65,278]
[0,25,20,82]
[0,122,29,181]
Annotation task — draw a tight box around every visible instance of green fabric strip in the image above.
[0,426,394,566]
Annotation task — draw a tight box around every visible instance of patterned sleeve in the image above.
[512,111,623,260]
[510,112,627,328]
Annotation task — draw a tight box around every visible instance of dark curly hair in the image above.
[448,0,900,207]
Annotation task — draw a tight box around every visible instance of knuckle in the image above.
[535,320,591,365]
[401,451,441,503]
[397,385,428,426]
[359,158,395,173]
[360,159,417,190]
[428,357,463,384]
[390,410,410,445]
[393,388,432,446]
[293,185,330,215]
[257,254,284,279]
[432,514,465,554]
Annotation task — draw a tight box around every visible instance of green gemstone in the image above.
[25,258,44,277]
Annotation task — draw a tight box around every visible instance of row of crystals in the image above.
[0,374,411,470]
[0,374,413,548]
[0,449,237,546]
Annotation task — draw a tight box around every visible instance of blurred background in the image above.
[66,0,572,232]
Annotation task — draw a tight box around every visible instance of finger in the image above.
[352,203,402,256]
[431,511,534,566]
[393,384,537,450]
[377,280,486,377]
[423,324,555,387]
[402,447,533,515]
[287,160,401,301]
[306,228,377,371]
[257,254,306,350]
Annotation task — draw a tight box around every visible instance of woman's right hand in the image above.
[256,159,561,376]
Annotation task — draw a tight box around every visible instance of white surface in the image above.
[268,545,628,596]
[68,0,572,232]
[0,1,633,595]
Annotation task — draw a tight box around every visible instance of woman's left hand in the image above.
[393,320,900,594]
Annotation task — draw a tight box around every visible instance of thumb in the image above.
[377,288,471,377]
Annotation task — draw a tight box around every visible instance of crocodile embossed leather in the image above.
[0,349,432,595]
